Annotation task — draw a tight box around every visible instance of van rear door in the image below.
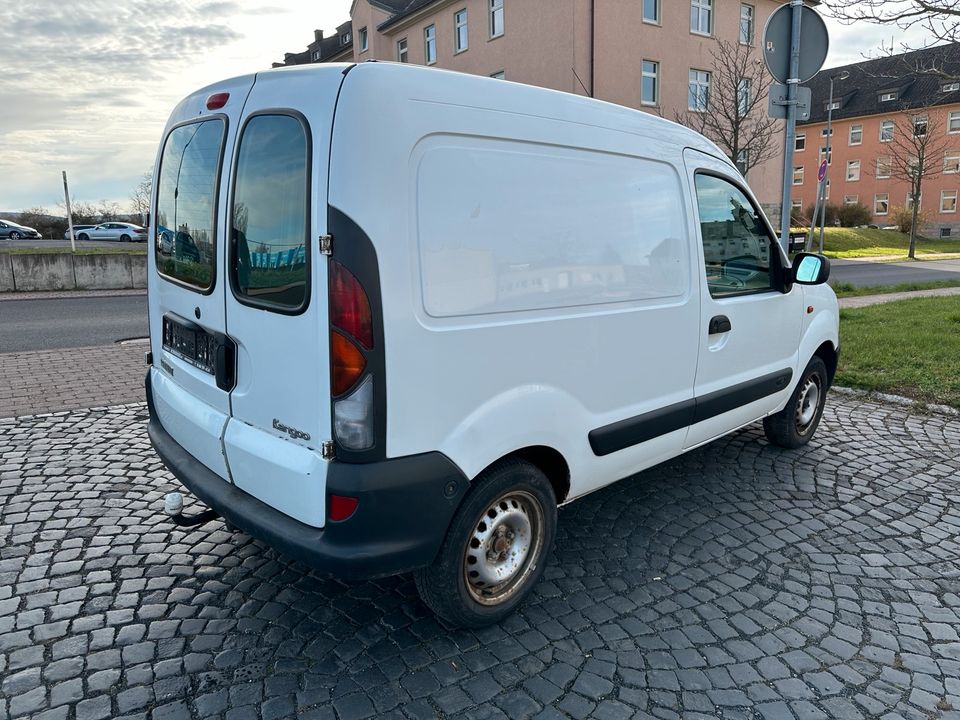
[221,67,346,529]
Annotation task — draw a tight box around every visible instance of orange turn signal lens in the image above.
[331,331,366,396]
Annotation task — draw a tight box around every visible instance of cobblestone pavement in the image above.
[1,395,959,720]
[0,344,147,419]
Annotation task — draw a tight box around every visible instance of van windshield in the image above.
[155,119,225,291]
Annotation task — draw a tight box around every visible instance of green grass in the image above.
[807,227,960,259]
[0,246,146,255]
[836,296,960,408]
[831,278,960,298]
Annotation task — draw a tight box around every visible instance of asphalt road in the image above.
[0,237,147,250]
[0,294,148,352]
[830,257,960,286]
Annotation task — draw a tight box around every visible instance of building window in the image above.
[849,124,862,145]
[906,193,921,210]
[820,145,832,165]
[641,60,659,105]
[941,227,952,237]
[945,151,960,174]
[793,166,804,185]
[397,38,408,62]
[358,27,368,52]
[880,91,897,102]
[735,149,749,173]
[311,50,321,61]
[880,119,894,142]
[844,195,859,205]
[791,199,803,213]
[874,193,889,215]
[490,70,505,79]
[453,10,468,52]
[846,159,860,181]
[821,127,834,137]
[826,100,840,111]
[490,0,504,38]
[688,69,710,111]
[737,78,751,116]
[943,83,960,92]
[914,115,928,137]
[340,32,351,45]
[424,24,437,64]
[824,179,830,198]
[795,133,806,151]
[740,4,754,44]
[941,190,958,213]
[691,0,712,35]
[643,0,660,23]
[876,157,891,179]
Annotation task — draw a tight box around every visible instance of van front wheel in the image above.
[763,355,828,449]
[414,459,556,627]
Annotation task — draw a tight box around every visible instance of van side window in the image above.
[155,119,225,292]
[694,173,774,298]
[231,114,309,312]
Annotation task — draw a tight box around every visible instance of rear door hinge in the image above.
[319,234,333,255]
[321,441,336,460]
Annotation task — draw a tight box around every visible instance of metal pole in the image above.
[818,76,835,254]
[62,171,76,253]
[778,0,804,255]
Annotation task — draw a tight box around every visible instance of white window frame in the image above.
[849,124,862,145]
[490,70,505,79]
[821,128,834,137]
[454,9,468,52]
[826,100,840,110]
[914,115,928,137]
[791,199,803,213]
[691,0,712,36]
[846,159,860,181]
[820,145,832,166]
[876,157,891,179]
[943,82,960,92]
[739,3,754,44]
[397,37,408,62]
[874,193,890,215]
[643,0,660,23]
[688,69,711,112]
[795,133,806,151]
[945,151,960,174]
[340,32,350,45]
[906,193,922,210]
[880,91,897,102]
[844,195,859,205]
[941,190,958,213]
[641,60,659,106]
[490,0,504,38]
[311,50,321,61]
[358,27,368,52]
[949,111,960,134]
[424,24,437,65]
[792,166,804,185]
[737,78,751,117]
[880,119,894,142]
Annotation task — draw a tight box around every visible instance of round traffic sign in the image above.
[762,4,829,84]
[818,159,828,182]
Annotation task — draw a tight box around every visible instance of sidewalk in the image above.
[838,285,960,309]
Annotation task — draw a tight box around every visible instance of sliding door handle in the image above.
[708,315,732,335]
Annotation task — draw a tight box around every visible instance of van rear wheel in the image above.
[414,459,556,627]
[763,355,828,449]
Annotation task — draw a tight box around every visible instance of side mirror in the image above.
[791,252,830,285]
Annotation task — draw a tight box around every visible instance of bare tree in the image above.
[130,170,152,218]
[674,40,780,177]
[821,0,960,58]
[879,110,949,257]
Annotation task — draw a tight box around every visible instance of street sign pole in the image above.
[62,171,76,253]
[778,0,804,255]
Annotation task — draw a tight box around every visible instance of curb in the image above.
[832,385,959,417]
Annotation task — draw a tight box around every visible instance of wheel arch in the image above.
[814,340,838,387]
[472,445,571,505]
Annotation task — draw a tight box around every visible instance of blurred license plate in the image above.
[162,315,216,374]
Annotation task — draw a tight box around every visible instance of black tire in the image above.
[9,231,21,240]
[414,459,557,627]
[120,234,131,243]
[763,355,829,449]
[78,234,89,242]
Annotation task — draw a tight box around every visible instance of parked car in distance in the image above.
[64,224,97,239]
[0,218,42,239]
[78,222,148,242]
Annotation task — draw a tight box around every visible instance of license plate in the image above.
[162,315,217,375]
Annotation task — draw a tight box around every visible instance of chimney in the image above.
[314,29,323,44]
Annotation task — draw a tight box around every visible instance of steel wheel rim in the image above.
[795,373,822,434]
[463,490,544,606]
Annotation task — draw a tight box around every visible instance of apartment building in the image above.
[276,0,790,207]
[792,44,960,237]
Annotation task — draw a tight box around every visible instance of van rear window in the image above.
[155,119,225,292]
[230,114,310,312]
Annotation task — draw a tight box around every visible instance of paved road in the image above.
[831,257,960,287]
[0,238,147,251]
[0,294,148,353]
[1,392,959,720]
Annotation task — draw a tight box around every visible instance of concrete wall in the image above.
[0,253,146,292]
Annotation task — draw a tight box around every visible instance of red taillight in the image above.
[329,495,358,521]
[331,331,366,396]
[330,261,373,349]
[206,92,229,110]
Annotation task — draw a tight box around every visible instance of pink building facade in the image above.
[277,0,790,207]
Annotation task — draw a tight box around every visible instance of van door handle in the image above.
[708,315,732,334]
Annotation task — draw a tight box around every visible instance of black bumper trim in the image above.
[145,370,469,579]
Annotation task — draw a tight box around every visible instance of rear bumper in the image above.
[145,370,469,579]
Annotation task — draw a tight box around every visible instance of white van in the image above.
[146,62,838,627]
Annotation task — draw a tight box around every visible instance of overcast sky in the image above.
[0,1,934,214]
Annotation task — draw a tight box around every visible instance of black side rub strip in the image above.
[588,368,793,456]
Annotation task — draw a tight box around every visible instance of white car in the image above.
[78,222,147,242]
[146,62,839,627]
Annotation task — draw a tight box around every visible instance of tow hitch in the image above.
[163,492,220,527]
